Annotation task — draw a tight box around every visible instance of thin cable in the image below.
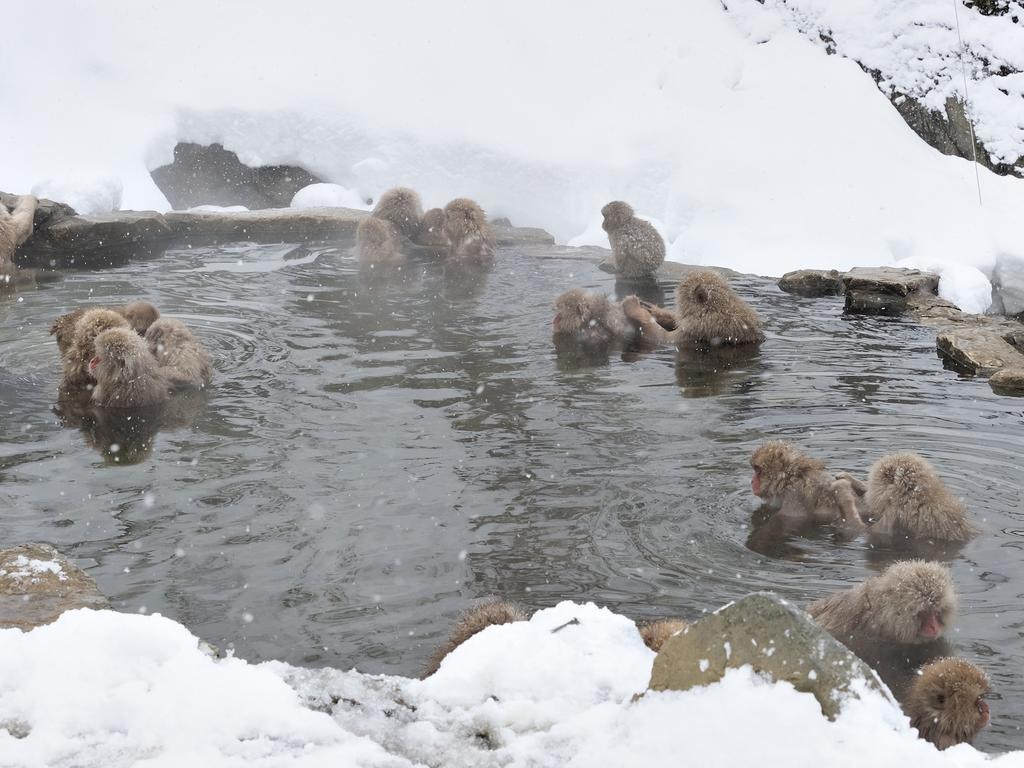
[952,0,983,205]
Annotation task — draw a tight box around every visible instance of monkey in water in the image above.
[600,201,665,279]
[0,194,37,263]
[51,301,160,355]
[60,309,131,391]
[414,207,449,253]
[443,198,496,267]
[145,318,212,390]
[808,560,956,646]
[638,619,687,652]
[422,600,528,678]
[371,186,423,242]
[864,452,973,545]
[904,657,990,750]
[552,289,638,346]
[749,441,863,533]
[90,328,171,408]
[355,216,407,273]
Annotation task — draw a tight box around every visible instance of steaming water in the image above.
[1,241,1022,751]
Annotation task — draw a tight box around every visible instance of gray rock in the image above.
[0,543,109,630]
[16,211,174,268]
[778,269,845,297]
[842,267,939,315]
[150,142,323,210]
[936,327,1024,376]
[165,207,366,242]
[491,223,555,247]
[0,192,76,230]
[648,592,893,720]
[989,367,1024,394]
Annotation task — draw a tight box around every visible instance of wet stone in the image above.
[989,367,1024,395]
[843,267,939,316]
[164,207,365,243]
[648,592,892,720]
[0,543,109,630]
[936,327,1024,376]
[778,269,845,297]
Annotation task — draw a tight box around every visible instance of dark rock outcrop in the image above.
[778,269,845,297]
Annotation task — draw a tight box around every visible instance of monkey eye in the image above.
[936,694,946,707]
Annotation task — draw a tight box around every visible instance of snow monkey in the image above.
[90,328,171,408]
[145,318,212,390]
[552,289,638,347]
[51,301,161,355]
[638,619,687,652]
[61,309,131,390]
[371,186,423,241]
[904,657,990,750]
[864,452,973,544]
[808,560,957,646]
[0,194,37,263]
[600,200,665,279]
[422,600,528,678]
[443,198,496,267]
[674,270,764,346]
[415,207,449,251]
[749,441,864,532]
[355,215,406,272]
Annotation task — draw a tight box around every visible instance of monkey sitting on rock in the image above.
[601,201,665,279]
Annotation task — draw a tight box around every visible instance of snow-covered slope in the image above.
[2,1,1023,310]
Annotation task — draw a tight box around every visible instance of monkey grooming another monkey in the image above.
[443,198,496,267]
[675,270,764,346]
[0,194,38,263]
[553,289,638,347]
[51,301,160,355]
[355,216,406,272]
[808,560,956,646]
[904,657,990,750]
[638,619,687,652]
[422,600,528,678]
[145,318,212,390]
[90,328,171,408]
[749,441,863,533]
[865,452,973,544]
[600,201,665,279]
[60,309,131,390]
[371,187,424,241]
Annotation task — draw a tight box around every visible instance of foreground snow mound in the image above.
[0,604,1015,766]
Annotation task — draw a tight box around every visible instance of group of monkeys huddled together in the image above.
[50,301,211,408]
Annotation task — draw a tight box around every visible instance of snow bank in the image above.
[2,0,1023,310]
[0,604,1017,767]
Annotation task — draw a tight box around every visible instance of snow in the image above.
[0,556,67,583]
[0,603,1019,767]
[2,1,1024,310]
[290,183,369,211]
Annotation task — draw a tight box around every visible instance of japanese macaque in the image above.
[638,619,687,652]
[90,328,170,408]
[0,194,38,263]
[371,187,423,241]
[422,600,528,678]
[60,309,130,390]
[904,658,990,750]
[51,301,160,355]
[355,216,406,272]
[145,318,212,390]
[415,207,449,250]
[864,453,973,544]
[553,289,634,346]
[443,198,496,267]
[674,270,764,346]
[808,560,956,645]
[749,441,863,532]
[600,201,665,279]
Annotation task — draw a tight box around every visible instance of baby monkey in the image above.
[553,289,637,346]
[355,216,406,272]
[808,560,956,646]
[90,328,171,408]
[422,600,528,678]
[51,301,160,355]
[145,318,212,390]
[749,441,863,533]
[601,201,665,279]
[904,657,990,750]
[60,309,130,390]
[414,207,449,252]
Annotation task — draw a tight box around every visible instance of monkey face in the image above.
[870,561,957,644]
[911,658,991,748]
[553,290,616,344]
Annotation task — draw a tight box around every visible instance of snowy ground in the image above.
[3,1,1024,312]
[1,605,1019,768]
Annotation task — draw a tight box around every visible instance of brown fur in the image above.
[145,318,212,390]
[61,309,130,389]
[905,657,990,750]
[553,289,634,345]
[600,201,665,279]
[51,301,160,354]
[443,198,496,267]
[372,187,423,241]
[675,270,764,346]
[808,561,957,645]
[423,600,528,678]
[639,619,687,652]
[749,441,862,529]
[866,453,973,543]
[91,328,170,408]
[415,208,449,249]
[0,195,37,263]
[355,216,406,271]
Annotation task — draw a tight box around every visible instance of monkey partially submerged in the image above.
[356,215,407,273]
[601,201,665,279]
[443,198,496,267]
[371,186,424,242]
[905,657,991,750]
[90,328,172,408]
[51,301,160,355]
[60,309,131,391]
[422,600,529,678]
[145,318,213,390]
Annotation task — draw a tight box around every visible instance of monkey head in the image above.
[601,201,634,233]
[553,288,618,343]
[443,198,486,244]
[866,560,957,644]
[417,208,449,246]
[749,440,825,499]
[908,657,990,749]
[869,452,939,497]
[372,187,423,238]
[676,269,734,313]
[91,327,151,381]
[72,309,129,356]
[120,301,160,336]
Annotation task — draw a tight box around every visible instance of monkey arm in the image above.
[640,301,679,331]
[621,296,672,344]
[834,472,868,497]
